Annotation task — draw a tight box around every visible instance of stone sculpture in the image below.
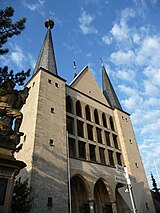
[0,80,29,150]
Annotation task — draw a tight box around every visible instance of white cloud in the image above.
[0,44,35,71]
[136,36,160,66]
[141,118,160,134]
[122,94,143,111]
[143,66,160,86]
[116,69,136,82]
[110,50,135,66]
[118,85,137,96]
[79,10,98,35]
[102,35,112,45]
[22,0,45,16]
[143,80,159,96]
[139,137,160,180]
[11,45,25,68]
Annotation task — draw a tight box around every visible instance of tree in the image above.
[11,178,33,213]
[151,173,160,202]
[0,66,30,89]
[0,6,26,55]
[0,6,30,87]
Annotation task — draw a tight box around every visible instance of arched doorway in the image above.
[115,183,131,213]
[94,179,113,213]
[71,175,89,213]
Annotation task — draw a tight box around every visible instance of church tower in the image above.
[16,20,155,213]
[16,20,68,212]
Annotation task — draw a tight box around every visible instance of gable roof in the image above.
[70,66,109,106]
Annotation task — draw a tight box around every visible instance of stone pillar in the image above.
[0,148,26,213]
[88,200,94,213]
[111,202,117,213]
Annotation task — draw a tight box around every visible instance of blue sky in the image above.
[1,0,160,187]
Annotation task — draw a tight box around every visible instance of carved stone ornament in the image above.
[0,80,30,151]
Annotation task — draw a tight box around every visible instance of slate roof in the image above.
[102,64,122,110]
[33,23,58,75]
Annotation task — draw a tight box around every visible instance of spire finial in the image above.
[100,57,104,66]
[45,19,54,29]
[73,60,77,78]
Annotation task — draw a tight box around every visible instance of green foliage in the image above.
[151,173,160,202]
[0,6,30,87]
[12,178,33,213]
[0,6,26,55]
[0,66,30,89]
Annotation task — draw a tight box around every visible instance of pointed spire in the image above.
[33,19,58,75]
[102,62,122,110]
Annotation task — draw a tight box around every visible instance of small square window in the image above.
[135,163,139,168]
[47,197,52,207]
[32,82,35,87]
[24,135,26,142]
[48,79,52,84]
[55,83,59,88]
[51,108,55,113]
[50,139,54,146]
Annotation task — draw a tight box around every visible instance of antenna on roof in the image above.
[73,60,77,78]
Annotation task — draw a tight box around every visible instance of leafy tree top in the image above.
[151,173,160,193]
[0,6,26,55]
[0,66,30,89]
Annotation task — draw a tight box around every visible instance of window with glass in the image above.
[109,116,115,131]
[116,153,122,166]
[96,127,102,144]
[105,131,111,146]
[89,144,96,162]
[108,150,114,166]
[69,138,76,157]
[77,120,84,137]
[85,105,91,121]
[66,116,74,135]
[102,113,107,128]
[78,141,86,159]
[99,148,106,164]
[87,124,93,141]
[66,96,73,113]
[113,134,118,149]
[76,100,82,117]
[94,109,99,124]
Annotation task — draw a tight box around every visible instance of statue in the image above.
[0,79,30,150]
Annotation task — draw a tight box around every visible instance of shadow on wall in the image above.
[17,144,69,213]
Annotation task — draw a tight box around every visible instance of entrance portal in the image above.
[71,175,89,213]
[94,179,113,213]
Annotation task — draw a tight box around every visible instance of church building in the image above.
[16,19,156,213]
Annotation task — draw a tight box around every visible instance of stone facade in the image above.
[15,22,155,213]
[15,66,156,213]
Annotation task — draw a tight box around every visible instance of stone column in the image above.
[88,200,94,213]
[0,148,26,213]
[112,202,117,213]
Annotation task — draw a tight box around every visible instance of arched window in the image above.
[109,116,115,131]
[66,96,73,113]
[76,100,82,117]
[94,109,99,124]
[102,113,107,128]
[85,105,91,121]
